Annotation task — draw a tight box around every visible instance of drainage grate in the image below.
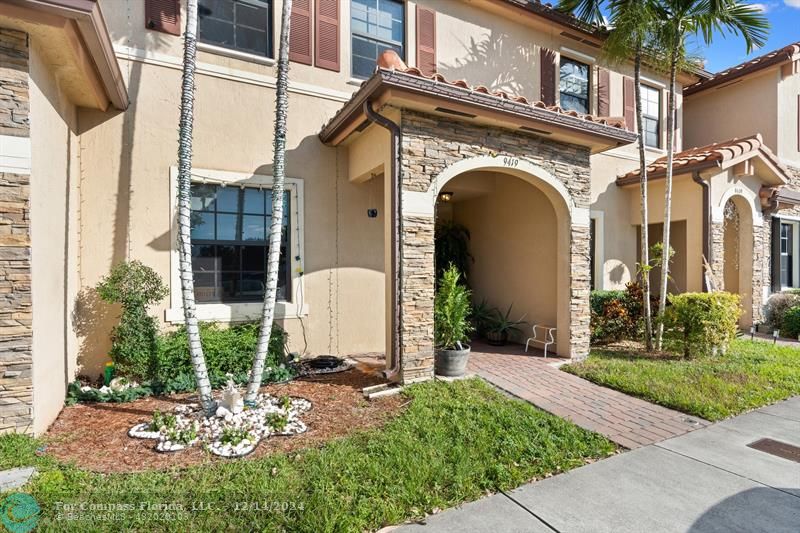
[746,438,800,463]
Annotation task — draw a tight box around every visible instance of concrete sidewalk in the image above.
[394,397,800,533]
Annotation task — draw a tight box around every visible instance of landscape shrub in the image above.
[434,266,472,349]
[156,322,291,386]
[763,292,800,332]
[663,292,741,358]
[781,306,800,339]
[96,260,168,379]
[590,283,644,344]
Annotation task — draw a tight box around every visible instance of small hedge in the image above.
[763,292,800,332]
[781,306,800,339]
[590,283,644,344]
[663,292,741,358]
[155,322,290,385]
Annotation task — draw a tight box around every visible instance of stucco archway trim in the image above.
[713,186,762,226]
[402,155,580,222]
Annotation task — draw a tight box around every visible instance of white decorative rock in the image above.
[128,423,161,440]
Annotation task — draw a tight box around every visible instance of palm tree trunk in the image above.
[633,46,653,351]
[246,0,293,403]
[177,0,215,414]
[655,48,679,350]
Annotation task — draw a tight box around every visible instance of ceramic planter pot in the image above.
[486,331,508,346]
[434,345,471,377]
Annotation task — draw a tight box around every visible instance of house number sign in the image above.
[502,156,520,168]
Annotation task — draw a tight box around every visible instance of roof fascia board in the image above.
[2,0,128,109]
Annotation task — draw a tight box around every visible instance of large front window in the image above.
[559,57,590,114]
[190,184,290,303]
[641,85,661,148]
[198,0,273,58]
[351,0,405,79]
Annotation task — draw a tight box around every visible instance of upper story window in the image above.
[641,85,661,148]
[190,183,290,303]
[198,0,273,58]
[351,0,405,79]
[559,57,590,114]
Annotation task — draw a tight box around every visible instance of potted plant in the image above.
[470,298,494,339]
[486,304,527,346]
[434,265,473,377]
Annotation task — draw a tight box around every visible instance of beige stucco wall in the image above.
[77,54,386,375]
[777,64,800,166]
[684,70,779,151]
[625,174,704,293]
[29,42,80,433]
[451,172,559,331]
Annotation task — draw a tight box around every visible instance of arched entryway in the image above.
[423,156,577,357]
[721,195,754,326]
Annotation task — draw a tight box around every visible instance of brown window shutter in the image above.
[290,0,313,65]
[540,48,557,106]
[416,6,436,76]
[597,68,610,116]
[145,0,181,36]
[315,0,340,71]
[623,76,635,131]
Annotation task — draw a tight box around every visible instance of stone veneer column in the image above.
[0,29,32,434]
[710,221,725,289]
[569,224,591,360]
[397,110,593,382]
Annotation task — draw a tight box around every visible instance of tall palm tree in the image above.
[654,0,768,349]
[176,0,215,413]
[246,0,293,402]
[558,0,658,350]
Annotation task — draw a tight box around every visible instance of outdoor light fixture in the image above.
[438,191,454,203]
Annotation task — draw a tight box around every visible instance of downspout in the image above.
[692,171,711,292]
[363,101,402,381]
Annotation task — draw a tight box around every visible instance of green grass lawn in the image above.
[0,379,613,532]
[563,339,800,421]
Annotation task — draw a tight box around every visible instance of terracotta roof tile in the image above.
[617,134,789,184]
[684,41,800,96]
[375,50,628,129]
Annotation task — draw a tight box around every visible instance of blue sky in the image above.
[691,1,800,72]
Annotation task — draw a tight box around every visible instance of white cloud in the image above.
[749,3,770,11]
[785,0,800,8]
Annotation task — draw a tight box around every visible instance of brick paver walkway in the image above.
[468,342,709,449]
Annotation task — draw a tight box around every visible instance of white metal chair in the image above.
[525,324,557,358]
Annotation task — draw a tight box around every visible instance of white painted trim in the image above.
[559,47,596,64]
[197,42,276,66]
[425,155,577,218]
[714,187,763,226]
[590,210,605,290]
[114,45,354,103]
[0,134,30,175]
[640,75,666,89]
[166,167,308,323]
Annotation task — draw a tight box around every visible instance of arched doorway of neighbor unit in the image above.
[722,194,754,327]
[428,156,575,357]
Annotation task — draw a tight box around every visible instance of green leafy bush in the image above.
[434,265,473,350]
[663,292,741,358]
[96,260,168,380]
[590,283,644,344]
[764,293,800,332]
[156,322,291,385]
[781,306,800,339]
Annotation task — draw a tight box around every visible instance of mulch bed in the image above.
[43,359,404,473]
